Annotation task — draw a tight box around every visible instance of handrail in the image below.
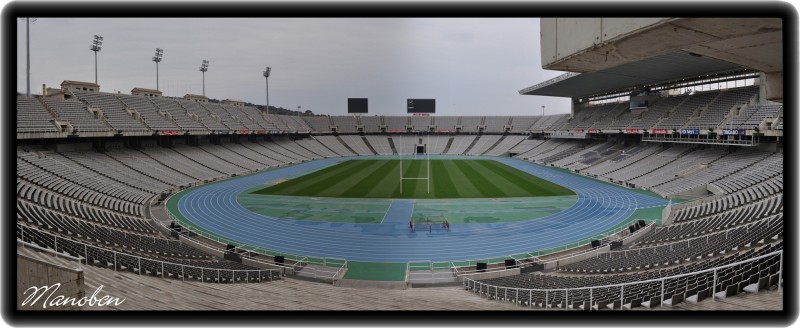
[162,207,346,282]
[17,239,84,263]
[611,214,779,255]
[464,249,782,301]
[18,224,281,284]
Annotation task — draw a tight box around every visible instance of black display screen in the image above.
[407,99,435,113]
[348,98,368,113]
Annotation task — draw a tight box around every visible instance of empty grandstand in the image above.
[14,15,785,321]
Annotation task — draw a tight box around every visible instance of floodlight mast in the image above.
[90,35,103,84]
[152,48,163,91]
[263,67,271,116]
[23,18,37,97]
[541,105,545,117]
[199,60,209,96]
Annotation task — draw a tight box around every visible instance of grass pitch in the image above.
[251,159,574,199]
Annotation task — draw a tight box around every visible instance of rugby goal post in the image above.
[409,215,450,233]
[399,133,431,194]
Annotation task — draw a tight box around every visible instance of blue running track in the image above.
[174,156,669,263]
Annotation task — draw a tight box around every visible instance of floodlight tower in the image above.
[263,67,271,116]
[199,60,209,96]
[22,18,37,97]
[152,48,164,91]
[90,35,103,84]
[541,105,545,116]
[297,105,301,117]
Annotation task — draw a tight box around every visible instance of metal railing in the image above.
[18,223,282,284]
[463,249,782,310]
[162,209,347,284]
[406,219,657,283]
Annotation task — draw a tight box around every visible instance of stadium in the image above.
[12,12,788,321]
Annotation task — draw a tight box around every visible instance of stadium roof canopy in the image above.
[519,51,753,100]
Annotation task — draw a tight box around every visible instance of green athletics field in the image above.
[251,159,575,199]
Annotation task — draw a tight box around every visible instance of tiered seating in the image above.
[44,98,110,132]
[426,135,451,154]
[410,115,432,131]
[181,101,228,131]
[684,87,757,130]
[293,137,339,158]
[304,116,332,132]
[529,141,587,164]
[222,143,283,167]
[602,145,690,183]
[251,140,305,164]
[509,116,539,133]
[105,149,196,187]
[60,151,172,194]
[72,91,149,132]
[221,105,266,131]
[276,115,313,132]
[559,214,781,274]
[115,94,178,131]
[727,102,782,130]
[365,135,393,155]
[562,103,616,130]
[672,181,783,224]
[18,151,152,208]
[17,177,154,234]
[483,116,510,133]
[17,153,142,217]
[654,91,720,129]
[582,144,659,176]
[483,135,527,156]
[552,142,615,168]
[460,116,483,133]
[17,96,58,133]
[708,153,782,194]
[515,139,564,161]
[628,96,683,130]
[314,135,355,156]
[465,135,502,155]
[433,116,458,132]
[360,116,383,133]
[201,103,248,131]
[509,139,544,155]
[651,149,771,197]
[445,135,476,155]
[338,135,374,155]
[530,114,568,130]
[273,138,321,160]
[140,147,225,181]
[170,145,249,175]
[628,147,727,189]
[150,98,208,132]
[331,116,358,133]
[384,116,408,132]
[391,135,417,154]
[589,103,629,129]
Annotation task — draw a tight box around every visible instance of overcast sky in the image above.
[17,18,571,116]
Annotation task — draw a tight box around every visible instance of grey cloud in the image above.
[17,18,570,116]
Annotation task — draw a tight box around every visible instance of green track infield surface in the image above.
[251,159,574,199]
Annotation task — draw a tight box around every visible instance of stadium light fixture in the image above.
[263,67,271,116]
[541,105,545,117]
[199,60,209,96]
[297,105,301,117]
[90,35,103,84]
[152,48,164,91]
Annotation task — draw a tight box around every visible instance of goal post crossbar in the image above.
[398,133,431,194]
